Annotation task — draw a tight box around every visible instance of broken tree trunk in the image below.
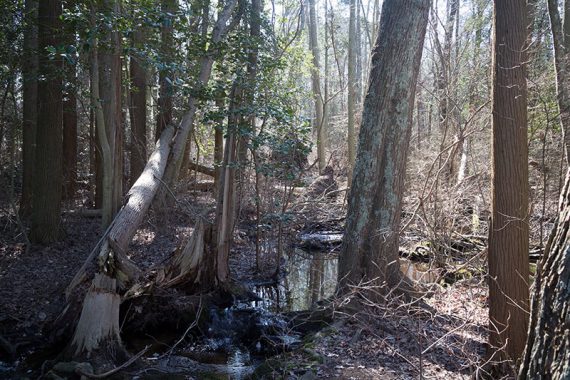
[157,219,217,292]
[58,126,175,369]
[68,274,126,370]
[67,125,175,297]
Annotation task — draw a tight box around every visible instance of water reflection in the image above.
[255,249,338,312]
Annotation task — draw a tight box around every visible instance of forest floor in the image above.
[0,176,506,379]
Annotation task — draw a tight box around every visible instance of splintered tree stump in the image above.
[67,274,128,370]
[158,219,217,292]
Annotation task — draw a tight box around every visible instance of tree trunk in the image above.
[63,0,78,200]
[214,85,241,285]
[98,0,123,219]
[308,0,326,174]
[30,0,63,243]
[90,6,114,229]
[214,98,224,193]
[347,0,357,183]
[337,0,430,296]
[67,125,176,297]
[488,0,530,363]
[519,168,570,380]
[156,0,176,141]
[129,29,147,182]
[20,0,38,217]
[547,0,570,162]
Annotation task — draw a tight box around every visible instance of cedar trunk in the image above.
[62,8,78,200]
[20,0,38,217]
[488,0,530,363]
[337,0,430,295]
[30,0,63,243]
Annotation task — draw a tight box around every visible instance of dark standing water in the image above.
[253,248,338,312]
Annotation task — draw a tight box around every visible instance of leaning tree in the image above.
[337,0,431,298]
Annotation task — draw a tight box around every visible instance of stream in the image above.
[134,244,339,379]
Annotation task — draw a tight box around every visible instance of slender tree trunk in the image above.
[129,29,147,182]
[347,0,357,183]
[547,0,570,162]
[98,0,122,219]
[156,0,176,141]
[488,0,530,363]
[337,0,430,296]
[214,85,241,284]
[519,168,570,380]
[20,0,38,217]
[308,0,326,173]
[30,0,63,243]
[214,98,224,194]
[90,6,114,229]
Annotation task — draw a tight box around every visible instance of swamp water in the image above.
[134,246,339,379]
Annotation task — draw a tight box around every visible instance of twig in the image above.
[75,345,150,379]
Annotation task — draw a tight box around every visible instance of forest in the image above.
[0,0,569,378]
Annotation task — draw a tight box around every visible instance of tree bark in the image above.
[347,0,357,183]
[519,168,570,380]
[129,28,147,182]
[67,125,176,298]
[98,0,123,219]
[337,0,430,296]
[156,0,176,141]
[30,0,63,243]
[20,0,38,217]
[90,5,114,229]
[308,0,326,174]
[547,0,570,162]
[63,0,78,200]
[488,0,530,363]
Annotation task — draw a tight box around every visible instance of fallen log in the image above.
[189,161,215,177]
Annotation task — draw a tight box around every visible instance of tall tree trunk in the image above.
[156,0,176,141]
[30,0,63,243]
[519,168,570,380]
[98,0,123,220]
[337,0,430,296]
[20,0,38,217]
[347,0,357,183]
[214,84,241,285]
[129,29,147,182]
[90,6,114,229]
[547,0,570,162]
[488,0,530,363]
[308,0,326,174]
[63,0,78,200]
